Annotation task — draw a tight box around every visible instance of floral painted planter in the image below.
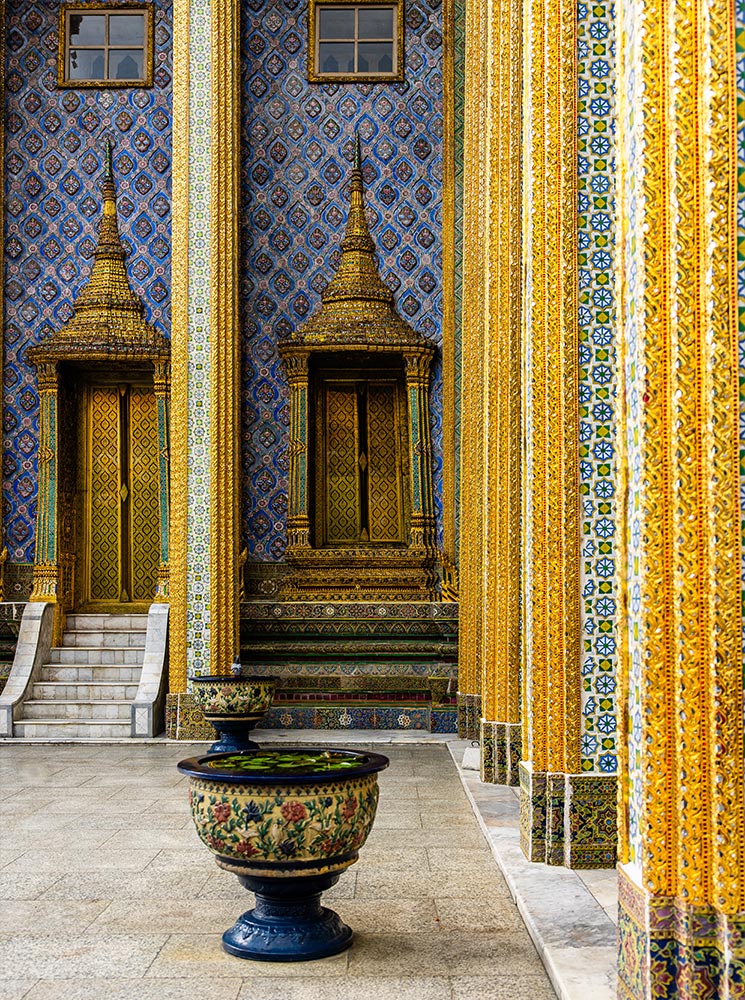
[190,675,275,752]
[177,747,389,961]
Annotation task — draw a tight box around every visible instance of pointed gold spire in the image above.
[285,134,427,347]
[321,132,394,308]
[71,139,149,327]
[30,141,168,362]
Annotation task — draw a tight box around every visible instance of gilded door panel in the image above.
[128,387,160,602]
[367,382,404,542]
[82,383,159,606]
[88,387,121,603]
[325,385,360,544]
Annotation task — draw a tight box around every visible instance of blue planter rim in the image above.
[177,747,390,784]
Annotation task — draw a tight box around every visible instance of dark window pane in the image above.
[319,41,355,73]
[358,8,394,39]
[318,9,355,38]
[109,48,144,79]
[109,14,145,45]
[68,48,106,79]
[69,14,105,44]
[358,42,393,72]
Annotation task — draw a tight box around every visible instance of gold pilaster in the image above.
[458,0,488,736]
[521,0,579,776]
[209,0,241,674]
[478,0,522,784]
[169,0,189,690]
[441,0,456,571]
[617,0,743,913]
[285,351,311,550]
[153,359,170,601]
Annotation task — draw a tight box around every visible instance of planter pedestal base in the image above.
[222,872,353,962]
[207,719,261,753]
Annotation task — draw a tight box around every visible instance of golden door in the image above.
[78,383,160,608]
[316,378,407,546]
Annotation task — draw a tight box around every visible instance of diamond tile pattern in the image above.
[239,0,444,561]
[3,0,172,562]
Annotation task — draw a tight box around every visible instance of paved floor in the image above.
[0,741,557,1000]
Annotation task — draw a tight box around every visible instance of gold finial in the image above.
[283,130,430,348]
[321,133,391,305]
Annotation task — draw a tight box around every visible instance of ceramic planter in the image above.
[190,675,275,752]
[177,747,389,961]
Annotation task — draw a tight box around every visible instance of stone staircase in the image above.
[14,613,147,738]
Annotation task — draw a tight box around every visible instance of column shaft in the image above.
[458,0,488,737]
[170,0,241,689]
[478,0,522,786]
[617,0,745,992]
[520,0,583,863]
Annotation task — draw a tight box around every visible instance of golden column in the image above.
[457,0,488,739]
[477,0,522,785]
[518,0,583,863]
[616,0,745,993]
[170,0,241,689]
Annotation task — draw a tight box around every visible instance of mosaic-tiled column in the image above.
[616,0,745,994]
[170,0,241,687]
[457,0,488,739]
[153,360,170,601]
[477,0,522,787]
[29,362,61,623]
[403,349,437,554]
[519,0,615,869]
[284,351,311,550]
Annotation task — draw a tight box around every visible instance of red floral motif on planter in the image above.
[212,802,231,823]
[281,801,307,823]
[341,796,358,820]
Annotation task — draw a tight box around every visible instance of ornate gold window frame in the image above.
[307,0,404,83]
[57,2,155,89]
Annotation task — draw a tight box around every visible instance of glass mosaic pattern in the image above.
[737,0,745,654]
[239,0,444,561]
[184,0,212,674]
[577,0,618,772]
[3,0,172,563]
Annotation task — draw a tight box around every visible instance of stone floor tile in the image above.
[145,933,349,978]
[88,898,248,934]
[0,933,167,980]
[237,976,454,1000]
[347,931,546,978]
[333,898,439,934]
[451,976,558,999]
[354,869,512,900]
[0,900,109,934]
[0,981,38,1000]
[40,870,209,900]
[0,872,64,900]
[22,980,243,1000]
[434,897,526,932]
[369,812,423,830]
[146,848,214,870]
[426,847,503,871]
[5,849,160,872]
[101,828,201,850]
[355,847,429,870]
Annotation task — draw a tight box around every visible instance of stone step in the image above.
[22,700,131,721]
[14,719,131,739]
[65,614,149,632]
[61,631,146,649]
[31,681,139,701]
[40,665,142,683]
[49,647,144,665]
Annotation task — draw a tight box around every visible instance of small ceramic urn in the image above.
[178,747,389,961]
[191,661,275,752]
